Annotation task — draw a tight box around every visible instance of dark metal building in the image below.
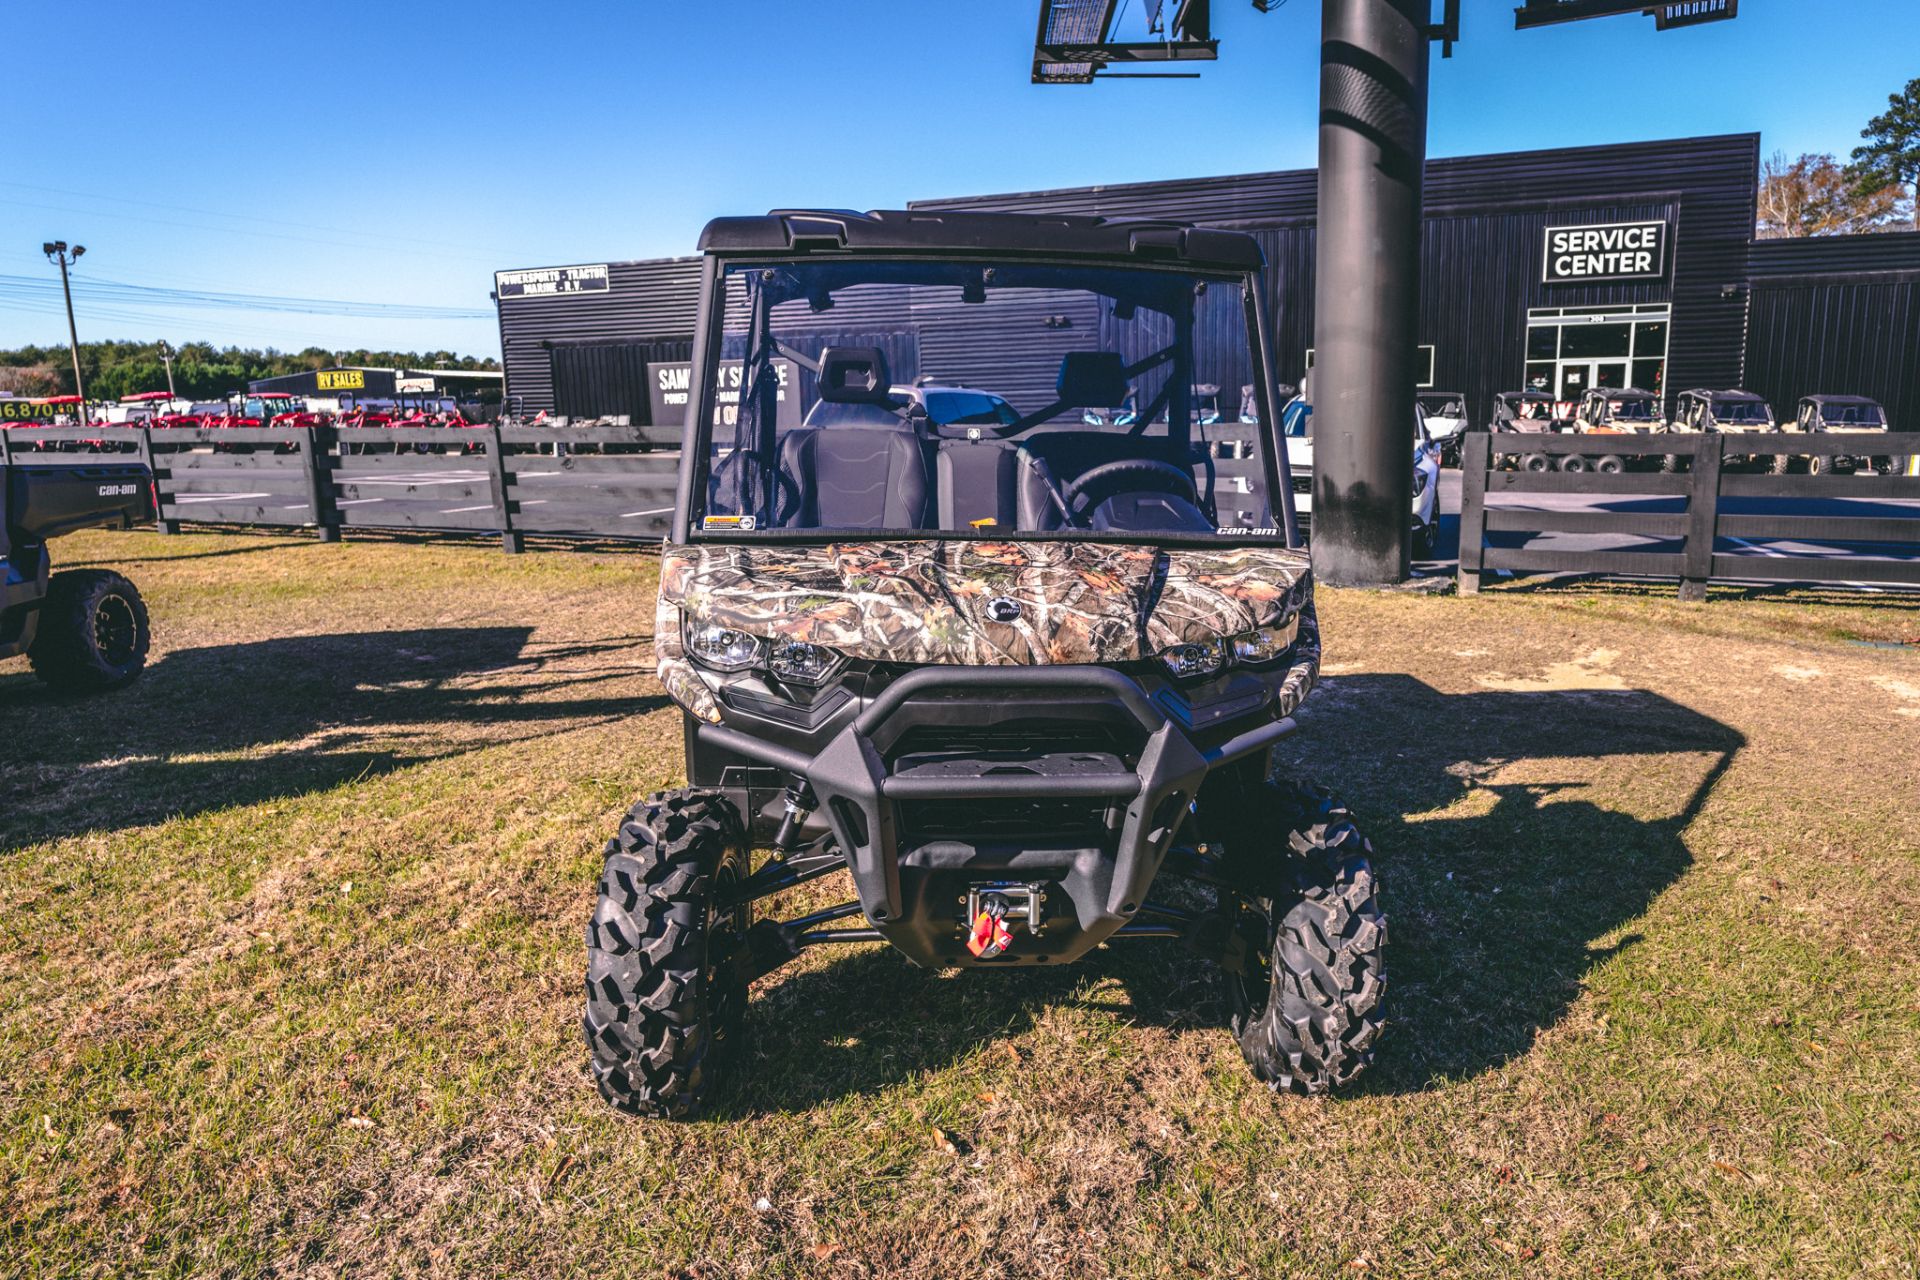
[493,134,1920,431]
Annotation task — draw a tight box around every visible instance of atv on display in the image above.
[584,210,1385,1118]
[1791,395,1899,475]
[0,452,154,690]
[1416,390,1469,467]
[1564,387,1665,474]
[1668,388,1779,473]
[1487,389,1561,471]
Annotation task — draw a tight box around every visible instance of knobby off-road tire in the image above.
[27,569,150,692]
[1226,780,1386,1096]
[583,789,749,1119]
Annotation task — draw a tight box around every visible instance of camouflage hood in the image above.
[655,539,1317,722]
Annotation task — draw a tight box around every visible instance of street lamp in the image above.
[43,240,88,405]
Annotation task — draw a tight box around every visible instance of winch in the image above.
[963,882,1047,959]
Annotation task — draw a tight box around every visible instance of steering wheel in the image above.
[1062,458,1199,525]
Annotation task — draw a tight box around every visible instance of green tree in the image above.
[1850,76,1920,232]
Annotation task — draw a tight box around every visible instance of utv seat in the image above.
[936,440,1070,531]
[777,422,930,530]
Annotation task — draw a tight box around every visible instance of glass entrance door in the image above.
[1526,305,1671,401]
[1558,361,1630,401]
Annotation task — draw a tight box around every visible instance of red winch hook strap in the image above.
[967,910,1013,959]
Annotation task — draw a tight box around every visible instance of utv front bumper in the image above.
[692,664,1302,968]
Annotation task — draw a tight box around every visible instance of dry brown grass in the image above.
[3,528,1917,1279]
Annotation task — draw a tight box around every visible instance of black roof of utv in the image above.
[697,209,1265,272]
[1802,393,1883,408]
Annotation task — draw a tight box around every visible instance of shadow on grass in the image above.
[0,626,667,849]
[712,676,1743,1112]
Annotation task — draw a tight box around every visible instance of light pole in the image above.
[43,240,88,405]
[1310,0,1430,586]
[159,341,178,398]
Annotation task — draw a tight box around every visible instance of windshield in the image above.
[1608,397,1658,421]
[1715,399,1770,424]
[1820,402,1884,426]
[697,258,1277,541]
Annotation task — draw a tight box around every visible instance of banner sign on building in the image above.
[1543,220,1669,285]
[316,369,367,391]
[495,264,611,300]
[647,359,800,430]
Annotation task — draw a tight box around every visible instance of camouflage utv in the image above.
[585,210,1385,1118]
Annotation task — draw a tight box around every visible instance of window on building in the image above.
[1525,305,1669,403]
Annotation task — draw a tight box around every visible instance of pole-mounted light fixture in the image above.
[43,240,89,405]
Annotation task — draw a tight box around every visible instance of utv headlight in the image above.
[1230,617,1300,666]
[1157,638,1229,681]
[687,622,762,672]
[768,640,841,686]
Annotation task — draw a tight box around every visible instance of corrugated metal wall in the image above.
[914,134,1761,426]
[1746,232,1920,430]
[497,136,1765,426]
[497,257,701,412]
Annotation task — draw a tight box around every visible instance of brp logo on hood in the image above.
[985,596,1022,624]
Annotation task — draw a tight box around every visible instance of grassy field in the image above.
[3,528,1917,1279]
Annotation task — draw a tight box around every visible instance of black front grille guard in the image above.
[695,665,1297,966]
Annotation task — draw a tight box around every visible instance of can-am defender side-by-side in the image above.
[584,210,1385,1118]
[1668,389,1780,472]
[0,456,154,690]
[1488,389,1562,471]
[1564,387,1666,473]
[1415,390,1470,466]
[1791,395,1900,475]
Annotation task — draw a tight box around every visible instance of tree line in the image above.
[0,340,499,402]
[1758,77,1920,239]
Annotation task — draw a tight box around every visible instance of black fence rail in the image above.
[0,424,682,551]
[1458,431,1920,600]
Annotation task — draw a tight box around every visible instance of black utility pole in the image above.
[43,240,88,404]
[1310,0,1429,586]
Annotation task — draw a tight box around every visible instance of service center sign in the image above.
[494,264,611,300]
[647,359,800,430]
[1543,220,1669,285]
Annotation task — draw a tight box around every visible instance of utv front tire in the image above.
[27,569,150,692]
[1227,781,1385,1095]
[584,789,748,1118]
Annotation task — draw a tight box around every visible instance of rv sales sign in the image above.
[1542,221,1668,285]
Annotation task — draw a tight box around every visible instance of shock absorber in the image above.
[770,779,817,856]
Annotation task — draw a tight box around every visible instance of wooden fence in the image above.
[1457,431,1920,600]
[0,424,682,551]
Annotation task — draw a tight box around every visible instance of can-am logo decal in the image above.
[985,597,1022,623]
[1543,220,1668,285]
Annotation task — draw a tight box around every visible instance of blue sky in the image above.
[2,0,1911,360]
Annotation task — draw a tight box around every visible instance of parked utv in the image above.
[1563,387,1665,473]
[584,210,1385,1118]
[1416,390,1470,466]
[1668,388,1779,472]
[1791,395,1899,474]
[1488,389,1561,471]
[0,454,154,690]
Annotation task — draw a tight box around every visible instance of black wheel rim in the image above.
[93,593,138,665]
